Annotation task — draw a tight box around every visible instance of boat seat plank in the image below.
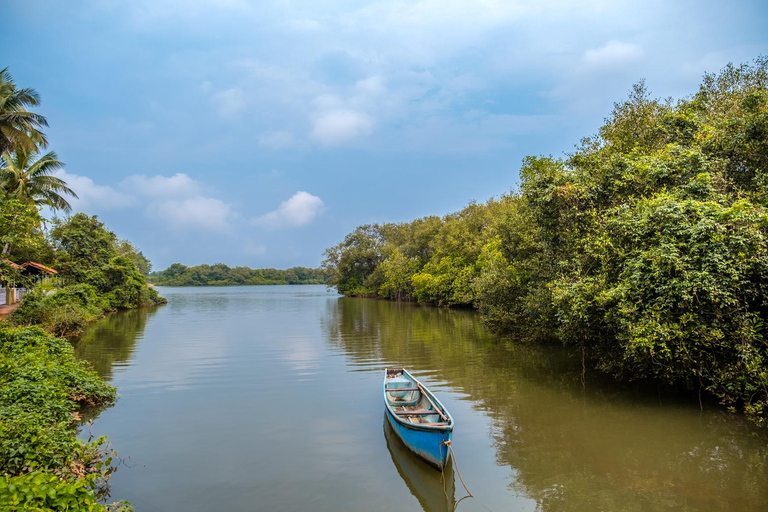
[385,387,420,391]
[394,410,440,416]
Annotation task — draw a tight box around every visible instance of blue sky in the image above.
[2,0,766,270]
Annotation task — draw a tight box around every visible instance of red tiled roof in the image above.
[21,261,58,274]
[2,259,23,270]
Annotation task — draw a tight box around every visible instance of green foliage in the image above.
[1,147,77,213]
[0,470,133,512]
[149,262,329,286]
[0,67,48,155]
[0,198,49,263]
[11,285,105,336]
[1,471,96,512]
[0,327,133,509]
[50,214,118,282]
[323,225,385,295]
[39,213,166,327]
[324,57,768,426]
[0,260,33,289]
[11,276,164,337]
[89,256,161,309]
[0,327,117,504]
[411,256,475,306]
[377,248,419,301]
[0,69,138,509]
[10,233,165,336]
[553,194,768,423]
[114,240,151,275]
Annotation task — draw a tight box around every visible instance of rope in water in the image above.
[441,440,496,512]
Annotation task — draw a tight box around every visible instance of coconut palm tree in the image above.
[0,67,48,155]
[1,146,77,212]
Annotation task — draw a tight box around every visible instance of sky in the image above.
[1,0,766,270]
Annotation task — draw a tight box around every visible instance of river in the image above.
[74,285,768,511]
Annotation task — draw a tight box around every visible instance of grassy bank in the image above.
[10,282,164,338]
[0,326,131,511]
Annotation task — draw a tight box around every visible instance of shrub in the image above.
[0,327,120,509]
[10,286,106,337]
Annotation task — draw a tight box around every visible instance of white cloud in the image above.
[305,76,387,147]
[583,40,644,68]
[354,76,386,97]
[253,191,324,228]
[311,109,373,145]
[53,170,134,211]
[258,130,296,149]
[121,173,202,198]
[212,87,247,118]
[148,196,235,232]
[119,173,235,233]
[49,170,235,234]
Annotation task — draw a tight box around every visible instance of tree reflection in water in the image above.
[325,297,768,511]
[72,307,158,380]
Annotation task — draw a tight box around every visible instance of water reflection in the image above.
[73,289,768,512]
[72,307,158,379]
[384,416,455,512]
[327,297,768,511]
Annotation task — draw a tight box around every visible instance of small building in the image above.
[20,261,58,280]
[1,260,58,304]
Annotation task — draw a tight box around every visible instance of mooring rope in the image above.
[441,440,496,512]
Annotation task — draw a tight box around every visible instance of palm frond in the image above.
[0,146,76,212]
[0,68,48,154]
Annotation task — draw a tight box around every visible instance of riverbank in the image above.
[8,283,166,338]
[0,326,130,511]
[0,291,163,510]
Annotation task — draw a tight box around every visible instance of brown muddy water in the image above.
[74,285,768,511]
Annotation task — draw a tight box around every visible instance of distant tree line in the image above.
[149,263,329,286]
[323,58,768,427]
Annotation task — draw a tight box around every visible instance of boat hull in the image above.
[385,408,452,469]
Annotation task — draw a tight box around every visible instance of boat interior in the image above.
[385,369,450,427]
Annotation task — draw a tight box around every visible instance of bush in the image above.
[0,327,119,509]
[0,471,134,512]
[552,194,768,426]
[10,286,105,337]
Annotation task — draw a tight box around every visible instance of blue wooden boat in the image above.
[383,368,454,470]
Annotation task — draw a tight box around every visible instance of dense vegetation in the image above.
[323,58,768,426]
[0,326,130,511]
[149,263,328,286]
[9,213,165,336]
